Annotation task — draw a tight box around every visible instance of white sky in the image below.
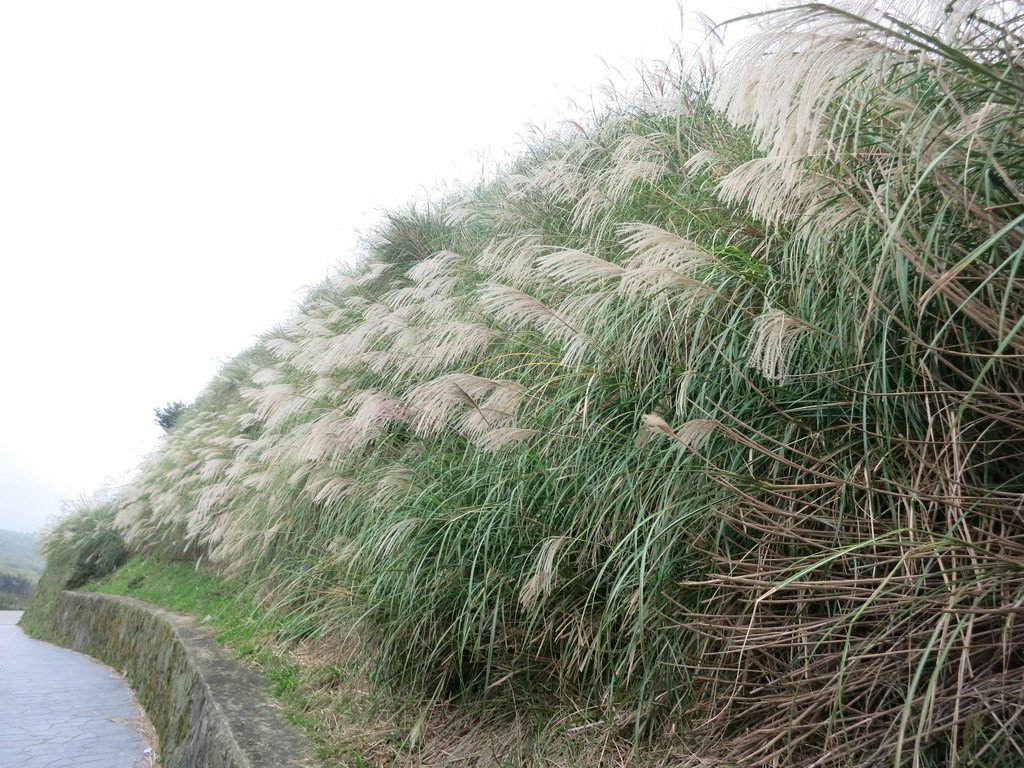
[0,0,765,533]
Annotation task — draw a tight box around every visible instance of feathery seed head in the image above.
[520,536,569,608]
[479,232,546,287]
[372,468,418,508]
[747,308,811,383]
[407,250,462,284]
[310,475,358,507]
[406,374,522,436]
[618,223,713,273]
[374,517,422,559]
[474,426,539,453]
[478,283,592,350]
[637,413,718,452]
[536,250,626,286]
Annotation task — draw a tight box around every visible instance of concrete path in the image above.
[0,611,155,768]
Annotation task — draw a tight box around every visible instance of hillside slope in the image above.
[31,3,1024,766]
[0,529,42,577]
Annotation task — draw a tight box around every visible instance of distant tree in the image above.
[0,570,33,600]
[0,529,43,576]
[154,401,187,433]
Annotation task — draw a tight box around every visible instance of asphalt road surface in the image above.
[0,610,154,767]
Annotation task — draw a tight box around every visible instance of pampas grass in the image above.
[45,2,1024,765]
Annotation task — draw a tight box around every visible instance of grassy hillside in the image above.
[30,3,1024,766]
[21,500,126,635]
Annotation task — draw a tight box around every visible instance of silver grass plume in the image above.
[577,131,679,231]
[406,250,463,284]
[523,157,587,205]
[308,375,353,401]
[290,312,333,339]
[603,132,674,203]
[711,2,895,167]
[309,475,359,507]
[346,390,408,442]
[746,308,811,383]
[374,518,422,559]
[535,250,626,286]
[473,427,539,453]
[198,456,230,482]
[520,536,569,608]
[636,413,718,453]
[457,383,528,438]
[390,320,499,379]
[442,201,479,226]
[292,390,407,461]
[371,468,418,509]
[264,337,301,362]
[716,157,857,234]
[525,133,610,206]
[479,231,546,287]
[294,408,351,462]
[684,148,723,176]
[618,223,714,274]
[708,1,991,240]
[616,223,716,300]
[242,383,311,432]
[356,261,393,287]
[251,367,285,386]
[383,281,458,314]
[478,283,592,348]
[570,187,611,233]
[406,374,523,436]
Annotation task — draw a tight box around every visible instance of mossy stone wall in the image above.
[50,591,309,768]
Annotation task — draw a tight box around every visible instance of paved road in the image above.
[0,611,155,768]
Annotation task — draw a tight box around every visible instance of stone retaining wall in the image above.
[50,591,309,768]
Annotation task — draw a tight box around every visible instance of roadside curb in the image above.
[51,591,310,768]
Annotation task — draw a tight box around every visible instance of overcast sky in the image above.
[0,0,764,533]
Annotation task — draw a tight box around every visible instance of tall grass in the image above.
[43,2,1024,764]
[23,497,127,635]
